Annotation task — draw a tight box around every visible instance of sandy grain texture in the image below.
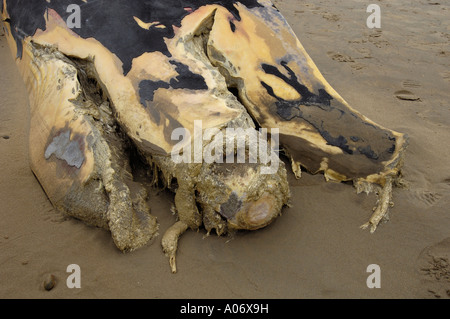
[0,0,449,298]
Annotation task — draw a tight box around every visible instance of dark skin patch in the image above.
[167,60,208,91]
[138,60,208,127]
[139,61,207,111]
[229,20,236,32]
[4,0,260,128]
[4,0,263,72]
[262,61,334,107]
[260,60,397,172]
[139,80,170,107]
[219,191,242,220]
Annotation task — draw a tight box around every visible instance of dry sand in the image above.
[0,0,449,299]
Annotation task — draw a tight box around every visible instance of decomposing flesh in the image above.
[1,0,407,272]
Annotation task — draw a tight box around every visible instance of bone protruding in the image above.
[161,221,189,273]
[360,177,393,233]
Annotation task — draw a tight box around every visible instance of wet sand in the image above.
[0,0,449,299]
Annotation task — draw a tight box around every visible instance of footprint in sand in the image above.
[350,64,366,71]
[402,79,422,89]
[417,237,450,299]
[327,51,366,71]
[394,89,421,101]
[395,80,422,101]
[441,71,450,82]
[417,190,443,206]
[443,177,450,187]
[327,51,354,62]
[407,189,443,208]
[367,30,390,48]
[322,13,340,22]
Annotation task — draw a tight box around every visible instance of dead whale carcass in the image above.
[1,0,407,272]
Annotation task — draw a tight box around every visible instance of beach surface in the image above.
[0,0,449,298]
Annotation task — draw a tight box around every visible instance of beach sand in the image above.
[0,0,449,298]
